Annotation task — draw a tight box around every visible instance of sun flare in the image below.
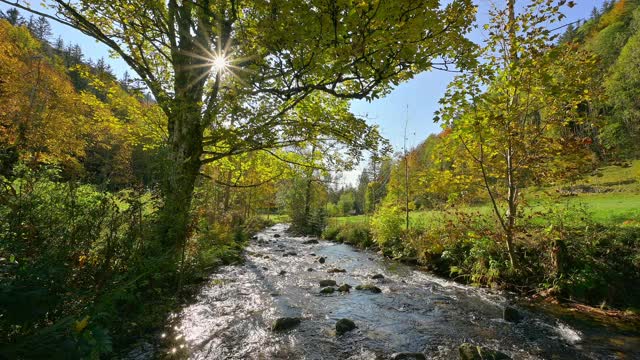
[212,55,229,73]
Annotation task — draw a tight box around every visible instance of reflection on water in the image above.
[130,224,640,359]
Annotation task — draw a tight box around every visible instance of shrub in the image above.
[322,222,373,248]
[370,206,405,256]
[0,165,159,358]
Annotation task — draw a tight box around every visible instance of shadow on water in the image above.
[128,224,640,359]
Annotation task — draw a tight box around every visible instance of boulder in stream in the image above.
[271,317,301,331]
[390,353,426,360]
[335,318,357,335]
[319,279,337,287]
[303,239,319,244]
[320,287,335,294]
[306,268,314,272]
[338,284,352,292]
[355,284,382,293]
[318,256,326,264]
[278,270,287,276]
[371,274,385,279]
[503,306,521,323]
[282,251,297,257]
[459,343,511,360]
[327,268,346,273]
[273,234,281,238]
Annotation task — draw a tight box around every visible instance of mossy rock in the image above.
[320,287,335,294]
[335,318,356,335]
[319,279,337,287]
[355,284,382,293]
[271,317,301,331]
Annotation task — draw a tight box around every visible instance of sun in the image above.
[212,55,229,73]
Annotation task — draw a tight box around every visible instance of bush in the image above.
[0,165,159,358]
[370,206,406,257]
[558,225,640,307]
[323,222,373,248]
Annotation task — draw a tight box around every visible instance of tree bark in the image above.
[157,105,203,255]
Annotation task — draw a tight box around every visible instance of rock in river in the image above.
[503,306,521,323]
[390,353,426,360]
[355,284,382,293]
[327,268,346,273]
[318,256,326,264]
[371,273,385,280]
[320,287,335,294]
[335,318,356,335]
[459,343,511,360]
[278,270,287,276]
[271,317,301,331]
[338,284,352,292]
[319,279,337,287]
[273,234,281,238]
[303,239,319,244]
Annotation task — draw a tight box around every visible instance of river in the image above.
[131,224,640,359]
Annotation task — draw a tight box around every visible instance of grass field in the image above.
[260,214,290,223]
[331,161,640,227]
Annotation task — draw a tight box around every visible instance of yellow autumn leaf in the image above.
[74,315,90,333]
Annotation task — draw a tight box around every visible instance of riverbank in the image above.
[136,224,639,359]
[322,216,640,317]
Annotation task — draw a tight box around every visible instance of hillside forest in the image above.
[0,0,639,358]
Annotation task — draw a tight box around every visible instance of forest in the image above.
[0,0,638,359]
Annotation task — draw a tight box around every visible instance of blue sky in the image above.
[1,0,605,185]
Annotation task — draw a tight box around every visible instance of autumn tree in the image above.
[3,0,477,257]
[602,7,640,157]
[436,0,598,268]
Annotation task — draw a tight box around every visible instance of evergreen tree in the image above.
[0,8,23,25]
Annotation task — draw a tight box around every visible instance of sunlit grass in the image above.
[330,160,640,228]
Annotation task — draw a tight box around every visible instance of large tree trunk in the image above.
[157,104,203,256]
[157,40,208,258]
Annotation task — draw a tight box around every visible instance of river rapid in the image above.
[131,224,639,359]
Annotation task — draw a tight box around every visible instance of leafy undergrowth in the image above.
[323,204,640,312]
[0,166,274,359]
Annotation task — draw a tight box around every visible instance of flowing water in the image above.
[131,224,640,359]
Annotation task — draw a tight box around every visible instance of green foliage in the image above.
[370,206,405,257]
[558,226,640,307]
[0,164,159,358]
[603,12,640,156]
[323,222,373,248]
[0,162,268,358]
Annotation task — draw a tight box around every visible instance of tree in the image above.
[29,16,52,40]
[436,0,598,268]
[602,9,640,157]
[0,8,23,25]
[354,169,369,214]
[4,0,477,260]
